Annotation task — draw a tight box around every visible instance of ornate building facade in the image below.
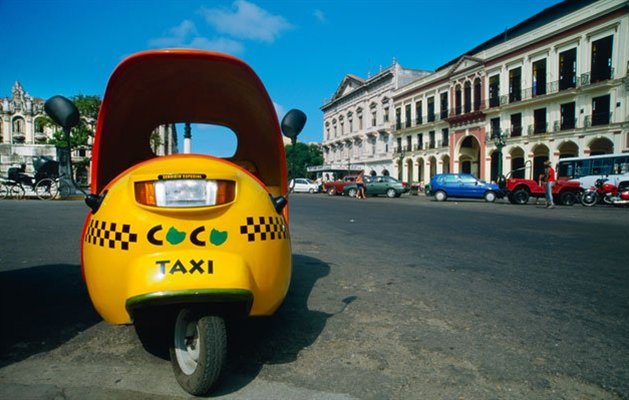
[1,82,177,181]
[391,0,628,184]
[320,62,431,176]
[0,82,57,177]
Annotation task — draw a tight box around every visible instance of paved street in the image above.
[0,196,628,399]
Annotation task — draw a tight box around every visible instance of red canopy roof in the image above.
[91,49,286,194]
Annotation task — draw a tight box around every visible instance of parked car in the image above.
[430,173,502,202]
[290,178,319,193]
[323,175,357,195]
[343,175,409,198]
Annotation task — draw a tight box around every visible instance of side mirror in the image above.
[44,96,80,131]
[281,109,307,144]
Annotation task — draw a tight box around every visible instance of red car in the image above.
[324,175,357,195]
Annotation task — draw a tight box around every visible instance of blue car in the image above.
[430,173,502,202]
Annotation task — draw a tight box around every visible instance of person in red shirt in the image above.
[541,160,556,208]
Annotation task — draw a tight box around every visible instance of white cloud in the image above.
[148,20,244,55]
[148,20,198,47]
[313,9,326,24]
[200,0,293,43]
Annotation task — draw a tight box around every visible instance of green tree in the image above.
[285,142,323,179]
[45,94,101,150]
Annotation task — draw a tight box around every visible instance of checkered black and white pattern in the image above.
[240,216,288,242]
[84,219,138,251]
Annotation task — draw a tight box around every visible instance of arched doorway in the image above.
[532,144,550,181]
[416,158,425,184]
[509,147,525,178]
[558,141,579,158]
[441,155,450,174]
[429,156,437,179]
[588,137,613,155]
[405,159,413,182]
[458,135,481,176]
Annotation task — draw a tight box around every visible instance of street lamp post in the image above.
[492,129,507,180]
[398,147,406,181]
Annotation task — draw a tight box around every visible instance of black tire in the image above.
[386,188,397,198]
[484,191,497,202]
[512,188,529,205]
[35,178,58,200]
[10,185,25,199]
[507,193,517,204]
[434,190,447,202]
[170,310,226,396]
[326,187,336,195]
[0,184,8,199]
[581,192,597,207]
[57,181,73,199]
[347,188,357,198]
[559,191,577,206]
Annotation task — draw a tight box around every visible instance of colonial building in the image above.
[391,0,628,184]
[1,81,177,181]
[0,82,58,177]
[320,62,431,176]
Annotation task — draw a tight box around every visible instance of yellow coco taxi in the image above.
[44,49,306,396]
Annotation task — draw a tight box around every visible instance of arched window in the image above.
[455,85,462,115]
[464,81,472,113]
[473,78,481,111]
[13,117,25,133]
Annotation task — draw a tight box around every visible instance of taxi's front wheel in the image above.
[170,309,226,396]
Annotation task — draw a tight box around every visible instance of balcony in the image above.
[34,132,48,142]
[559,118,577,131]
[12,132,26,143]
[591,111,612,126]
[528,123,548,135]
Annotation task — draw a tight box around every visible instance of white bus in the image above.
[557,153,629,189]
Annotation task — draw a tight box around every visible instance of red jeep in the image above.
[324,175,357,195]
[500,177,581,205]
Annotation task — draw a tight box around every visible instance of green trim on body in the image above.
[126,288,253,315]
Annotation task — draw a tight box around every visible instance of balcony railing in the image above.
[528,123,548,135]
[559,118,577,131]
[591,111,612,126]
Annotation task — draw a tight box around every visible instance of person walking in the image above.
[540,160,556,208]
[355,170,366,199]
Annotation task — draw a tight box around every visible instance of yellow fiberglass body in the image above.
[82,154,291,324]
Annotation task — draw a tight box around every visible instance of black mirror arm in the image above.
[85,191,106,214]
[270,195,288,213]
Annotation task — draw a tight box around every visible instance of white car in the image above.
[290,178,319,193]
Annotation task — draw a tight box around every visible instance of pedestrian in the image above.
[540,160,556,208]
[355,170,366,199]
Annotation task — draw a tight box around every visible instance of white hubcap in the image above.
[174,312,200,375]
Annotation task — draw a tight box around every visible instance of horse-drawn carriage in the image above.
[0,156,65,200]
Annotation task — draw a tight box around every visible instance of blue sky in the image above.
[1,0,561,156]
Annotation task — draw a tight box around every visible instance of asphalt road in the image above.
[0,196,627,399]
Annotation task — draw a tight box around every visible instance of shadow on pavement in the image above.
[216,254,351,395]
[0,264,101,367]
